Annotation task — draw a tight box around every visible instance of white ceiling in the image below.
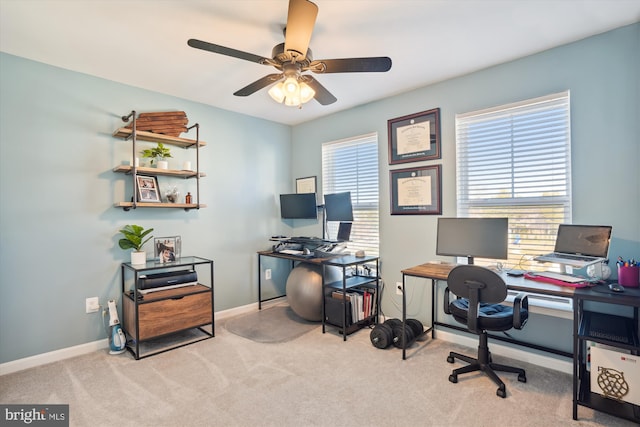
[1,0,638,126]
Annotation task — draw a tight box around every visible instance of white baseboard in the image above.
[0,339,110,376]
[435,328,572,374]
[0,301,286,376]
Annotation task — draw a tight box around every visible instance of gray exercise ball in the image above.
[286,263,343,321]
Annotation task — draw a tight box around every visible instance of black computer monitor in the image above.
[324,192,354,222]
[279,193,318,219]
[436,217,509,264]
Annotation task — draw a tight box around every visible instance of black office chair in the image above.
[444,265,529,398]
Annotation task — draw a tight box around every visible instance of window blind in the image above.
[322,133,379,256]
[455,91,571,270]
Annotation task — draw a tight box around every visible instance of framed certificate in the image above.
[296,176,317,194]
[390,165,442,215]
[388,108,441,164]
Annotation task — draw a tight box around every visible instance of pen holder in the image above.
[617,265,639,288]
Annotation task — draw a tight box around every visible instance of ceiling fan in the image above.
[187,0,392,107]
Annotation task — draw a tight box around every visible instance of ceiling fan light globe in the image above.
[283,76,300,96]
[284,94,302,107]
[299,82,315,103]
[268,82,286,103]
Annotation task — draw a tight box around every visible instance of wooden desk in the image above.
[400,262,577,360]
[257,250,345,309]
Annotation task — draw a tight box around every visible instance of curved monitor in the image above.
[324,192,354,222]
[280,193,318,219]
[436,217,508,264]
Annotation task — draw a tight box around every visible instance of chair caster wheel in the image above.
[447,355,455,363]
[518,374,527,383]
[497,387,506,398]
[449,374,457,383]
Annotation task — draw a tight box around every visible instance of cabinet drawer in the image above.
[136,292,211,341]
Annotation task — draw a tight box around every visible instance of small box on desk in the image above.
[590,346,640,406]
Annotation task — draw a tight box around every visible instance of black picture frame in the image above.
[388,108,441,164]
[390,165,442,215]
[136,175,161,203]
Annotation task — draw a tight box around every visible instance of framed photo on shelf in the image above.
[136,175,161,203]
[154,236,181,263]
[296,176,317,194]
[388,108,441,164]
[390,165,442,215]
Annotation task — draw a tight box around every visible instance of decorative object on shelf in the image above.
[388,108,441,164]
[118,224,154,265]
[165,186,180,203]
[185,192,192,204]
[154,236,181,263]
[136,175,161,203]
[390,165,442,215]
[125,111,188,137]
[182,160,192,171]
[141,142,172,169]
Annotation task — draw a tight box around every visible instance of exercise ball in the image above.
[286,263,342,321]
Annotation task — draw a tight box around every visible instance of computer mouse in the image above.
[302,248,311,256]
[608,283,625,293]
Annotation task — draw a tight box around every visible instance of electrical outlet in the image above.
[265,269,272,280]
[85,297,100,314]
[396,282,403,295]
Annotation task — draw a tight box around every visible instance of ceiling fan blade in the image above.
[188,38,268,64]
[234,74,282,97]
[284,0,318,60]
[308,57,392,73]
[300,75,337,105]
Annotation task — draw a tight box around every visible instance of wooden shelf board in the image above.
[113,128,207,148]
[112,165,205,178]
[115,202,207,209]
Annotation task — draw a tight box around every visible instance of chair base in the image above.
[447,333,526,398]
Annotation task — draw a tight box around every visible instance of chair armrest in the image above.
[512,292,528,329]
[444,287,451,315]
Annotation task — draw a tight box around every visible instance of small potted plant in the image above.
[118,224,154,264]
[141,143,172,169]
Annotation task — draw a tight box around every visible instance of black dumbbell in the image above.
[370,318,402,349]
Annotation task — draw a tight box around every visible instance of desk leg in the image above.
[402,274,407,360]
[431,279,436,339]
[258,254,263,310]
[572,297,580,420]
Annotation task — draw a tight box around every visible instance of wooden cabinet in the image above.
[121,256,214,359]
[112,111,207,211]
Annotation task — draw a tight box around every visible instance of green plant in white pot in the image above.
[118,224,154,265]
[141,143,172,169]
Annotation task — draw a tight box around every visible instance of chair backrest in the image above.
[447,265,507,304]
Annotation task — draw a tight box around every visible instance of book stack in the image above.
[331,288,377,324]
[126,111,189,137]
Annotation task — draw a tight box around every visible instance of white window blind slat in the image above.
[456,91,571,270]
[322,132,379,256]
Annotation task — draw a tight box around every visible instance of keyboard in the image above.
[279,249,303,255]
[533,271,585,283]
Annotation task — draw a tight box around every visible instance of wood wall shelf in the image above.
[115,202,207,210]
[113,128,207,148]
[112,165,206,178]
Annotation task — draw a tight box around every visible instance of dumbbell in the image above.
[391,318,424,349]
[370,318,402,349]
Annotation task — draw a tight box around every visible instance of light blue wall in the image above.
[291,23,639,344]
[1,23,638,364]
[0,54,292,363]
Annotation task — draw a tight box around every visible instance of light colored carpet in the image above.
[225,304,318,343]
[0,305,636,427]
